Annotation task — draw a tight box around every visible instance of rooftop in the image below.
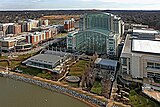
[132,39,160,54]
[133,29,159,34]
[67,31,78,37]
[95,58,118,67]
[26,54,63,65]
[121,34,160,58]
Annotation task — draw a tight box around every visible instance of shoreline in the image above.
[0,71,106,107]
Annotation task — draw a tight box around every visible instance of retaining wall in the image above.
[1,72,106,107]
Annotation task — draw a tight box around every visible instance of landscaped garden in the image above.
[91,81,102,95]
[69,60,89,77]
[53,33,68,38]
[60,59,90,88]
[129,90,159,107]
[0,52,38,69]
[18,65,52,80]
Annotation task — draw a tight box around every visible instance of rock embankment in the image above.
[1,72,106,107]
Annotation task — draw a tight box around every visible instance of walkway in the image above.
[143,90,160,102]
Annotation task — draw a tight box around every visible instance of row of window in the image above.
[31,61,52,69]
[147,62,160,69]
[147,72,160,79]
[95,64,115,70]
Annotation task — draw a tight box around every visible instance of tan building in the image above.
[0,37,17,51]
[120,34,160,81]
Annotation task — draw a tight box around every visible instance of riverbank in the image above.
[0,71,106,107]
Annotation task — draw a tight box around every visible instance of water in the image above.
[0,77,89,107]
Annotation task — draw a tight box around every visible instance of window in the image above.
[155,63,160,69]
[147,62,154,68]
[109,42,113,44]
[122,68,127,74]
[121,58,127,66]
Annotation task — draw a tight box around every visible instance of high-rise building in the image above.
[67,12,124,56]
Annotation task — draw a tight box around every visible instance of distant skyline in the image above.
[0,0,160,10]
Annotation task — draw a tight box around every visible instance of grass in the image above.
[9,61,21,68]
[19,66,42,76]
[0,52,38,69]
[49,20,64,25]
[0,61,8,67]
[53,33,68,38]
[0,56,7,59]
[17,52,37,60]
[91,81,102,95]
[69,60,89,77]
[129,90,158,107]
[61,80,79,88]
[0,60,21,68]
[37,71,52,80]
[18,66,52,80]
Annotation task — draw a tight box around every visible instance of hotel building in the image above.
[67,12,124,56]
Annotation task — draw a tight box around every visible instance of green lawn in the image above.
[53,33,68,38]
[0,52,38,69]
[10,61,21,68]
[17,52,37,60]
[37,71,52,80]
[129,90,158,107]
[0,61,8,67]
[19,66,42,76]
[91,81,102,95]
[0,56,7,59]
[69,60,89,77]
[18,66,52,80]
[61,80,79,88]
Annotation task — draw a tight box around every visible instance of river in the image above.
[0,77,89,107]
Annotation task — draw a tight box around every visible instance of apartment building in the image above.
[64,18,75,32]
[26,30,52,45]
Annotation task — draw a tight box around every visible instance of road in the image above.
[2,38,60,56]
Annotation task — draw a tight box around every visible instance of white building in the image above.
[0,35,25,51]
[23,50,71,73]
[120,34,160,80]
[132,29,159,40]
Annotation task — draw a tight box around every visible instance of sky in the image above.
[0,0,160,10]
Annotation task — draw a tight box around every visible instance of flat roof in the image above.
[133,29,159,34]
[132,40,160,54]
[27,54,63,65]
[95,58,117,67]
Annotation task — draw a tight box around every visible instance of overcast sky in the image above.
[0,0,160,10]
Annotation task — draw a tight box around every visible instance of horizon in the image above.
[1,0,160,10]
[0,9,160,11]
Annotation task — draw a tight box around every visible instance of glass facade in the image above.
[147,62,160,69]
[67,12,123,55]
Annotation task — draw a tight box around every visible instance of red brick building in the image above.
[26,30,52,45]
[64,18,75,32]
